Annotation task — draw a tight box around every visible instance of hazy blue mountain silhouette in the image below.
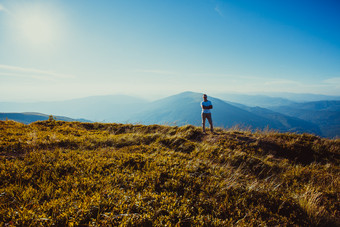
[265,93,340,102]
[269,101,340,138]
[215,93,340,108]
[0,95,147,122]
[215,93,296,107]
[129,92,321,135]
[1,92,335,137]
[239,106,322,135]
[0,112,91,124]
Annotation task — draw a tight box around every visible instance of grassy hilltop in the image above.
[0,120,339,226]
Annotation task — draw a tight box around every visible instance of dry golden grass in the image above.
[0,120,339,226]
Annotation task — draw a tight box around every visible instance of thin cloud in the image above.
[264,79,300,85]
[0,3,11,14]
[323,77,340,84]
[323,77,340,88]
[136,69,178,76]
[0,64,76,79]
[214,5,224,17]
[135,69,265,84]
[0,72,56,81]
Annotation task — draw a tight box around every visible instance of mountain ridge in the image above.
[0,95,147,122]
[0,112,91,124]
[129,92,322,136]
[269,100,340,138]
[1,91,338,137]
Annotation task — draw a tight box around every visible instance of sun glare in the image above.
[18,12,55,45]
[9,2,64,49]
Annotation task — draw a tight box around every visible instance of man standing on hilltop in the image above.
[201,94,214,133]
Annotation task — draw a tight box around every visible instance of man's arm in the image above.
[202,105,213,109]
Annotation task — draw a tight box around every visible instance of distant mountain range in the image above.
[213,93,340,107]
[0,112,91,124]
[269,101,340,138]
[129,92,321,136]
[213,93,296,107]
[0,91,339,138]
[0,95,147,122]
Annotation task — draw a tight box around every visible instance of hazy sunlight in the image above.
[10,2,64,49]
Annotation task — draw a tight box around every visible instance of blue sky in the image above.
[0,0,339,101]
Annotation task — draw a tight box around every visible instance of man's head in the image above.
[203,94,208,101]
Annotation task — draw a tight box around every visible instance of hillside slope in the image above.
[0,112,91,124]
[270,101,340,138]
[0,92,332,137]
[0,95,147,122]
[0,120,339,226]
[131,92,321,135]
[239,106,322,135]
[216,93,296,107]
[216,92,340,107]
